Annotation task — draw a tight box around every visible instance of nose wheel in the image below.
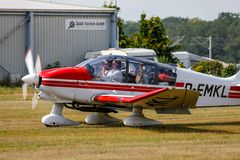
[42,103,80,127]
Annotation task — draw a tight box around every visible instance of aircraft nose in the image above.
[39,67,92,80]
[22,73,39,85]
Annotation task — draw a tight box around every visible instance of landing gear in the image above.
[123,108,161,127]
[85,113,121,125]
[41,104,161,127]
[42,103,80,127]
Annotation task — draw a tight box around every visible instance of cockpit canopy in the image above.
[76,55,177,86]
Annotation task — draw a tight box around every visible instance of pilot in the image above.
[104,60,123,82]
[135,63,149,84]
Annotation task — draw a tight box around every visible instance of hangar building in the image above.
[0,0,117,83]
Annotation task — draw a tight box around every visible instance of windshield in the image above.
[76,55,177,86]
[75,57,96,67]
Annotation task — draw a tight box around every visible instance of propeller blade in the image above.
[32,92,38,110]
[22,83,28,100]
[25,49,34,74]
[35,54,42,74]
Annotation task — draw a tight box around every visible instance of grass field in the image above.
[1,87,240,160]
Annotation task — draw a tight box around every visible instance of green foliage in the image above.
[102,1,120,10]
[221,64,238,77]
[45,61,62,69]
[192,61,224,76]
[0,76,11,86]
[177,62,186,68]
[103,2,180,63]
[117,18,132,48]
[192,61,239,77]
[123,12,240,63]
[157,55,178,64]
[102,1,130,48]
[162,12,240,63]
[123,21,139,37]
[127,13,179,63]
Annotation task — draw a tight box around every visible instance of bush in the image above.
[45,61,62,69]
[221,64,238,77]
[192,61,239,77]
[192,61,223,76]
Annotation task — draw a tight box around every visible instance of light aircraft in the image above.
[22,49,240,127]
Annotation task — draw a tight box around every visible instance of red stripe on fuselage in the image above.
[230,86,240,91]
[228,95,240,99]
[228,92,240,99]
[175,82,184,87]
[42,80,163,92]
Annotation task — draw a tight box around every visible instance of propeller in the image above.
[32,92,38,110]
[35,54,42,74]
[22,83,28,100]
[22,49,42,110]
[25,49,34,74]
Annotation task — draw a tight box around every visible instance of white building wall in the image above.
[34,14,110,68]
[0,12,114,81]
[0,13,26,81]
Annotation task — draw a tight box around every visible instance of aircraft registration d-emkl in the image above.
[22,49,240,127]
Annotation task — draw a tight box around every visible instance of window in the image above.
[77,55,177,86]
[127,60,155,85]
[79,56,126,83]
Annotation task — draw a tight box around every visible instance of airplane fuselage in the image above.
[38,55,240,108]
[22,53,240,126]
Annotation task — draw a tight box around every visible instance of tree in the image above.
[162,12,240,63]
[102,1,120,10]
[102,1,130,48]
[130,13,180,63]
[117,18,132,48]
[103,3,180,62]
[123,21,139,37]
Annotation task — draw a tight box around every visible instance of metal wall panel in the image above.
[0,14,26,80]
[34,14,110,69]
[0,12,112,80]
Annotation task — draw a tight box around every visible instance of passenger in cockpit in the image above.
[103,60,123,83]
[136,63,149,84]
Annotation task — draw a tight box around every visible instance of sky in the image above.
[56,0,240,21]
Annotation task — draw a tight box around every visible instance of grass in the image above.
[0,87,240,160]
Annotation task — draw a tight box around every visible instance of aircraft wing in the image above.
[92,88,199,109]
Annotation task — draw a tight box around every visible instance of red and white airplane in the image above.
[22,49,240,127]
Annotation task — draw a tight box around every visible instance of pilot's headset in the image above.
[143,66,146,71]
